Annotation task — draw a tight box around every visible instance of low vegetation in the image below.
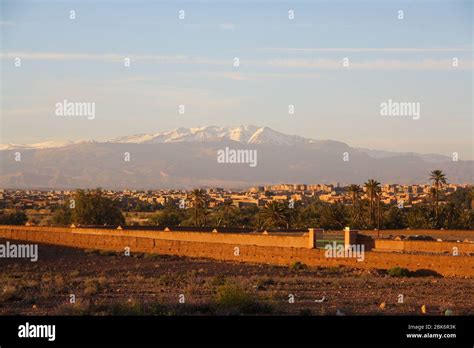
[387,267,411,278]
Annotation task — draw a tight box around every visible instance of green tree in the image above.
[71,189,124,225]
[382,206,406,229]
[364,179,381,227]
[189,189,208,226]
[260,201,288,229]
[429,169,448,227]
[236,205,258,228]
[347,184,362,224]
[51,205,72,226]
[149,202,185,227]
[0,211,28,225]
[214,200,238,227]
[406,205,433,229]
[318,202,348,230]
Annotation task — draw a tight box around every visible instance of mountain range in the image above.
[0,126,471,189]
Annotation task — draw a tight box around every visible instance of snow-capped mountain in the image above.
[110,125,314,146]
[1,125,314,149]
[0,125,455,162]
[0,125,471,188]
[0,125,318,150]
[0,140,100,151]
[0,140,76,151]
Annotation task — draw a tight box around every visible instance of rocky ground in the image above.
[0,240,472,316]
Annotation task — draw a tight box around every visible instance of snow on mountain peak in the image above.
[111,125,312,145]
[1,126,316,150]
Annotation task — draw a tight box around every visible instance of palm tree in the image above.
[220,200,236,227]
[429,170,447,226]
[190,189,207,226]
[375,185,382,231]
[347,184,362,222]
[364,179,381,228]
[469,187,474,210]
[261,201,287,229]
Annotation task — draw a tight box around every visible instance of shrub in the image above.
[257,278,275,288]
[1,285,20,302]
[410,269,442,278]
[290,261,307,271]
[98,250,117,256]
[387,267,410,277]
[215,283,272,315]
[109,301,145,315]
[143,253,162,260]
[83,278,107,296]
[210,275,227,287]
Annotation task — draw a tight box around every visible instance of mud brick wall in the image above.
[374,239,474,254]
[68,227,310,248]
[0,226,473,277]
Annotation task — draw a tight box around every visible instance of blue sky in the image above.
[1,0,472,158]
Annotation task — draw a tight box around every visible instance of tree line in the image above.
[33,170,473,230]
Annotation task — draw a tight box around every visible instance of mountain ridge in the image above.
[0,125,455,162]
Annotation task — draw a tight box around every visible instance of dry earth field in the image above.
[0,239,472,316]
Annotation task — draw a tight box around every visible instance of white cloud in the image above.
[0,52,187,63]
[268,58,473,70]
[2,51,472,71]
[262,47,473,53]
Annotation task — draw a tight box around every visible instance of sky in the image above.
[0,0,473,159]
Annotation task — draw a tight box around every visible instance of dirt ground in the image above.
[0,239,472,316]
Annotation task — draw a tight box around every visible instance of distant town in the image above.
[1,179,472,230]
[1,183,470,211]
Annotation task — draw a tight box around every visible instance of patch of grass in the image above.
[290,261,307,271]
[56,300,91,315]
[69,270,81,277]
[39,275,59,298]
[410,269,442,278]
[23,279,39,288]
[54,275,65,289]
[56,299,215,316]
[387,267,410,278]
[215,282,273,315]
[83,277,108,296]
[98,250,117,257]
[210,275,227,287]
[387,266,441,278]
[109,301,145,315]
[255,278,275,290]
[1,285,20,302]
[143,253,162,260]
